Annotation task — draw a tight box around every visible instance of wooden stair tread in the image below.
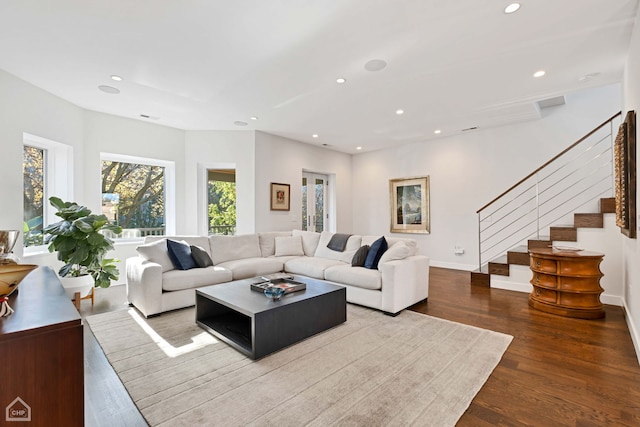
[507,245,530,266]
[600,197,615,214]
[574,213,603,228]
[550,226,578,242]
[488,255,509,276]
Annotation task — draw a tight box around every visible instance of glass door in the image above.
[302,172,327,232]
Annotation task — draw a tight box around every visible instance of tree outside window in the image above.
[23,145,45,246]
[101,160,165,236]
[208,169,236,235]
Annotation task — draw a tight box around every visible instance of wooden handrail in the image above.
[476,111,622,214]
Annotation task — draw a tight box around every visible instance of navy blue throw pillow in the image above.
[364,237,388,269]
[166,239,197,270]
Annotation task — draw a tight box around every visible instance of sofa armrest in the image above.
[126,256,163,318]
[379,255,429,314]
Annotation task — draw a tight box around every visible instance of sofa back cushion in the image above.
[136,238,174,272]
[144,236,212,256]
[209,234,262,265]
[274,236,305,257]
[292,230,321,256]
[258,231,292,257]
[362,235,418,256]
[314,231,362,263]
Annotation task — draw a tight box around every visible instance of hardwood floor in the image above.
[410,267,640,427]
[81,268,640,426]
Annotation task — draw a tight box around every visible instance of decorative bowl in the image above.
[0,264,38,316]
[264,286,286,301]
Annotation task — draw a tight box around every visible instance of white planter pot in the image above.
[59,275,94,299]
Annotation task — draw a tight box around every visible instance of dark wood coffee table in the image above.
[195,276,346,359]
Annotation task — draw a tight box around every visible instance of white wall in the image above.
[184,130,255,235]
[351,84,622,270]
[622,8,640,362]
[0,70,84,258]
[253,131,352,233]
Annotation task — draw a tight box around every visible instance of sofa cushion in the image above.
[284,256,344,279]
[166,239,197,270]
[190,245,214,268]
[145,236,213,256]
[378,241,411,265]
[364,236,388,270]
[325,265,382,290]
[217,257,284,280]
[162,266,233,291]
[209,234,262,265]
[258,231,292,257]
[313,231,362,263]
[363,235,417,256]
[292,230,321,256]
[351,245,370,267]
[136,239,174,272]
[275,236,304,257]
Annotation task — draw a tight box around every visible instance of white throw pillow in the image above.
[275,236,304,257]
[378,241,410,265]
[136,238,174,272]
[292,230,321,256]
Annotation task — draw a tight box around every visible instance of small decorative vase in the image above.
[0,264,38,316]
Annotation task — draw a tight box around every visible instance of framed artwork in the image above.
[270,182,290,211]
[614,110,636,238]
[390,176,430,234]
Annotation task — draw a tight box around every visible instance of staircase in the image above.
[471,112,622,287]
[470,197,615,286]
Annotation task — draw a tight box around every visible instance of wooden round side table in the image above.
[528,247,605,319]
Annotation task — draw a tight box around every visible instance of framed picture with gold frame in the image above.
[614,110,636,238]
[390,176,430,234]
[270,182,290,211]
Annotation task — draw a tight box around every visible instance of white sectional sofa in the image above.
[126,230,429,318]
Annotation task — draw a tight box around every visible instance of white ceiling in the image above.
[0,0,638,153]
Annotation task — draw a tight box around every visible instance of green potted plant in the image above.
[43,197,123,299]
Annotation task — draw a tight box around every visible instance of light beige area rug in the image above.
[86,304,512,427]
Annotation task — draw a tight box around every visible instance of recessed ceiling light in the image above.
[504,3,521,14]
[356,146,362,150]
[395,109,404,115]
[336,78,346,84]
[234,120,248,126]
[250,116,258,120]
[110,75,122,81]
[312,134,319,138]
[98,85,120,94]
[533,70,546,78]
[434,129,442,134]
[364,59,387,72]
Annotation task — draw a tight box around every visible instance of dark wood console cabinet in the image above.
[0,267,84,426]
[528,247,605,319]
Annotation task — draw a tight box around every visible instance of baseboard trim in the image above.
[430,260,476,271]
[489,280,530,293]
[623,300,640,366]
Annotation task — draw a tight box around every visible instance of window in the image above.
[100,154,175,238]
[23,146,45,246]
[207,169,236,235]
[22,134,73,249]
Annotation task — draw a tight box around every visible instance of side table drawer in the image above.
[531,286,557,303]
[531,272,557,289]
[531,257,557,273]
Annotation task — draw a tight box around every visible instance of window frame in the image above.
[100,153,176,240]
[23,133,73,254]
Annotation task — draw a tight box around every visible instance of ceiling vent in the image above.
[537,95,566,109]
